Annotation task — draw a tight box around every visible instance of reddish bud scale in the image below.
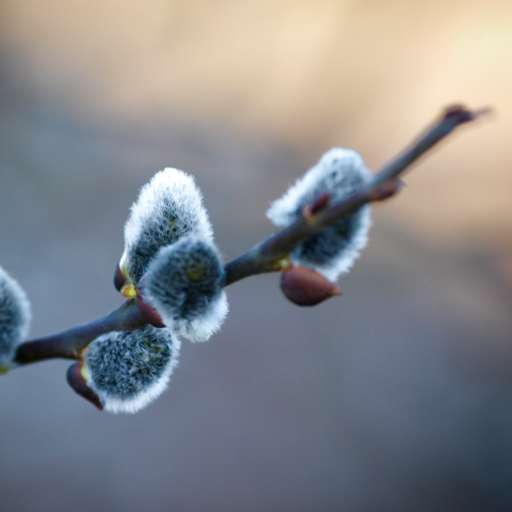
[66,362,103,410]
[135,295,166,328]
[303,193,331,224]
[370,179,405,202]
[309,193,331,215]
[280,266,341,307]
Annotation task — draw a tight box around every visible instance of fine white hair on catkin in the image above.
[176,291,228,343]
[0,266,31,368]
[122,168,214,284]
[267,148,372,281]
[143,235,228,343]
[83,326,180,414]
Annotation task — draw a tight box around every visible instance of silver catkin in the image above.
[267,148,372,281]
[83,325,180,414]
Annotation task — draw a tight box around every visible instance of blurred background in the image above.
[0,1,511,510]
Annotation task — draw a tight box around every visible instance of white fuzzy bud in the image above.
[0,266,31,369]
[142,235,228,343]
[121,168,214,284]
[82,326,180,414]
[267,148,372,281]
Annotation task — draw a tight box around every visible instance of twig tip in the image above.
[443,104,493,124]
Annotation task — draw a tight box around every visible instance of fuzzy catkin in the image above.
[121,168,213,284]
[0,266,31,368]
[83,326,180,414]
[143,236,228,343]
[267,148,372,281]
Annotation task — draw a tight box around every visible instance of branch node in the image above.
[273,256,292,271]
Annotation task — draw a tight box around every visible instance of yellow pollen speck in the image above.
[121,283,138,299]
[274,256,292,271]
[0,365,9,375]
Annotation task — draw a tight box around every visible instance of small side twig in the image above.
[13,104,489,367]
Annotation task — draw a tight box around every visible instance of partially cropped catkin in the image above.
[0,266,31,370]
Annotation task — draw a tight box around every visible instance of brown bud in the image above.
[280,266,341,307]
[136,295,165,328]
[66,362,103,410]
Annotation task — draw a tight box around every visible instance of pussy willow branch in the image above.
[223,105,489,284]
[14,104,488,368]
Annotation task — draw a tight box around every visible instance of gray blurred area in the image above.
[1,2,512,511]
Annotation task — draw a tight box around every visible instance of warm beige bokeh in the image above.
[2,0,510,244]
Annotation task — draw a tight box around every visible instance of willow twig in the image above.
[223,105,489,285]
[13,104,489,367]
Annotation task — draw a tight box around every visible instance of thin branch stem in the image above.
[13,104,489,368]
[224,105,489,285]
[15,301,145,365]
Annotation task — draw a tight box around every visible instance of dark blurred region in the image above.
[0,2,511,511]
